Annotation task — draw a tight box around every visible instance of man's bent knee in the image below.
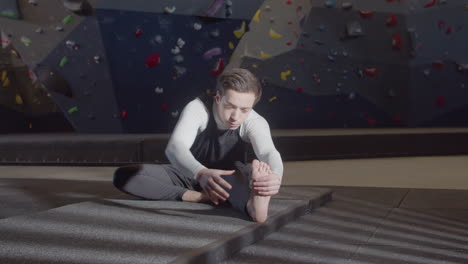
[113,165,141,190]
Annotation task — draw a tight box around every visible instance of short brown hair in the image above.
[216,68,262,105]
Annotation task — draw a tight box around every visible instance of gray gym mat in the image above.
[0,188,331,264]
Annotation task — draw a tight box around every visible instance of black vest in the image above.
[189,94,254,170]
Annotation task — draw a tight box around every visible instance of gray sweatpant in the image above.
[113,162,252,216]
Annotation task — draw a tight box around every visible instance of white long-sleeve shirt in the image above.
[165,97,284,180]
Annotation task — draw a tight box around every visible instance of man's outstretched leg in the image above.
[246,160,272,223]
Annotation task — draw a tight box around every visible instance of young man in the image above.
[113,68,283,223]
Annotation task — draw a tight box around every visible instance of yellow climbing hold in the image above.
[206,89,211,95]
[1,71,6,81]
[233,21,246,38]
[2,78,10,87]
[268,96,277,103]
[253,10,261,22]
[281,70,292,80]
[29,123,33,129]
[462,83,465,88]
[260,50,271,59]
[228,41,235,50]
[465,5,468,10]
[252,64,258,68]
[269,28,283,39]
[15,94,23,105]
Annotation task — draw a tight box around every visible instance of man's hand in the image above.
[252,172,281,196]
[196,168,235,205]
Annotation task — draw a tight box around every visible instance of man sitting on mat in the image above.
[113,68,283,223]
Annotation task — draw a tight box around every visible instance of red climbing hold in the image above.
[288,20,292,25]
[392,33,402,50]
[161,104,169,111]
[210,58,224,76]
[446,26,453,34]
[364,68,378,77]
[287,0,293,5]
[121,110,128,119]
[432,60,444,69]
[145,53,160,68]
[438,20,445,29]
[359,10,374,19]
[286,41,292,46]
[297,87,303,93]
[135,28,142,37]
[305,107,313,112]
[424,0,436,8]
[435,96,446,107]
[392,115,401,124]
[367,118,377,126]
[386,14,398,27]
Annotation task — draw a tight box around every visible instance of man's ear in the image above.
[214,91,220,103]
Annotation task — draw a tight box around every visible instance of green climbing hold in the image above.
[59,56,69,67]
[68,106,78,114]
[63,15,73,25]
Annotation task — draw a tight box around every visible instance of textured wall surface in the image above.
[1,0,467,133]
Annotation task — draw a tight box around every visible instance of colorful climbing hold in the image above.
[432,60,444,69]
[63,15,73,25]
[392,33,402,50]
[155,87,164,94]
[367,118,377,126]
[203,47,222,60]
[233,21,246,39]
[386,14,398,27]
[161,104,169,111]
[119,110,128,119]
[435,95,446,107]
[194,23,202,30]
[145,53,160,68]
[280,70,292,80]
[260,51,271,59]
[15,94,23,105]
[68,106,78,114]
[253,9,261,22]
[164,6,176,14]
[342,2,352,10]
[20,36,32,46]
[305,107,313,112]
[268,96,277,103]
[210,58,224,76]
[364,68,378,77]
[205,0,224,16]
[135,28,142,37]
[59,56,69,67]
[424,0,436,8]
[297,87,303,93]
[228,41,235,50]
[359,10,374,18]
[269,28,283,39]
[324,0,335,8]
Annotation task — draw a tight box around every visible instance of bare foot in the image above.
[182,190,210,203]
[246,160,272,223]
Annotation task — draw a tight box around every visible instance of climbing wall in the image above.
[1,0,467,133]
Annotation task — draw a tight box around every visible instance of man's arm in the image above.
[244,115,284,196]
[165,99,208,179]
[245,116,284,179]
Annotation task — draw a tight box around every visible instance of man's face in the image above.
[215,89,256,130]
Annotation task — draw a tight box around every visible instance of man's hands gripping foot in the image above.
[247,160,280,223]
[196,168,235,205]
